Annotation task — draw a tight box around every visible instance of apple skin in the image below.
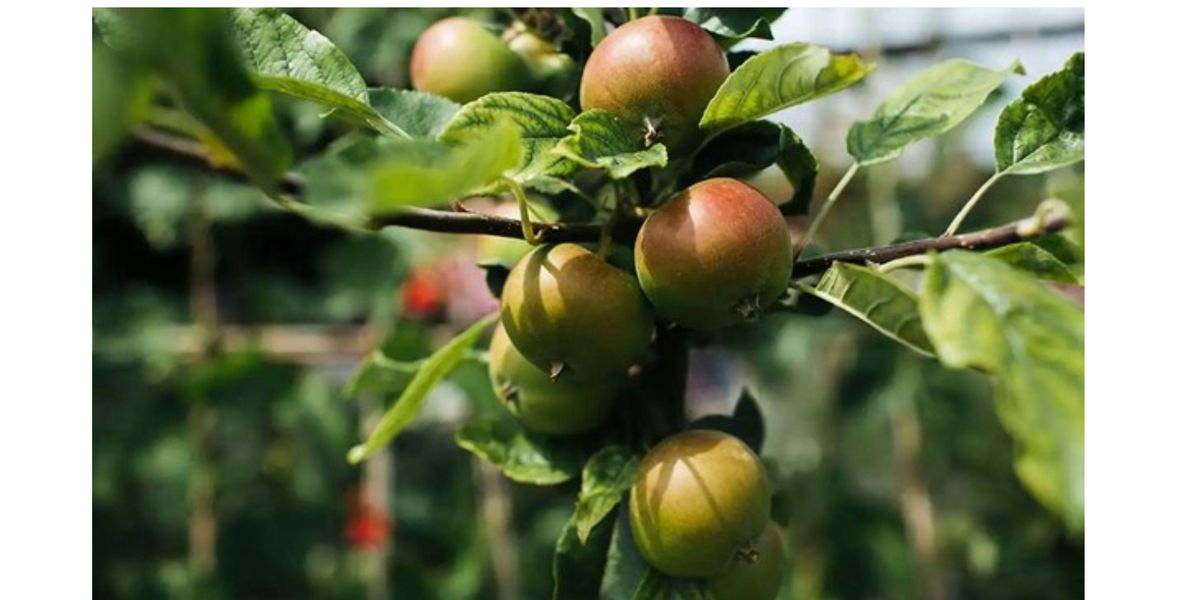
[487,323,618,435]
[579,16,729,153]
[500,243,654,380]
[711,522,787,600]
[410,17,532,103]
[628,430,771,578]
[635,178,793,329]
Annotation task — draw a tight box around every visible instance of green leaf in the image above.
[600,503,652,600]
[347,313,497,463]
[699,42,873,139]
[368,88,460,139]
[994,52,1084,175]
[632,571,714,600]
[571,8,607,47]
[96,8,292,192]
[804,262,935,356]
[93,41,152,162]
[229,9,460,140]
[370,121,523,211]
[554,110,669,179]
[689,120,817,213]
[688,389,765,454]
[454,417,592,485]
[344,351,424,398]
[554,512,617,600]
[440,92,579,187]
[296,135,380,222]
[848,59,1024,166]
[919,251,1083,531]
[682,8,785,45]
[985,235,1083,284]
[574,446,640,544]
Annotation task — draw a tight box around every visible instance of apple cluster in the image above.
[415,15,792,596]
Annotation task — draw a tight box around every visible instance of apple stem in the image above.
[505,177,540,245]
[548,361,567,381]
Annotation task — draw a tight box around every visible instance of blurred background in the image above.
[93,8,1084,599]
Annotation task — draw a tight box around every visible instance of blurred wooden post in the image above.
[474,459,520,600]
[358,397,392,600]
[187,181,218,580]
[891,395,946,600]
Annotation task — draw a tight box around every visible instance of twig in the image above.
[792,209,1070,278]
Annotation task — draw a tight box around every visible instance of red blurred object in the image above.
[402,268,446,319]
[344,485,392,550]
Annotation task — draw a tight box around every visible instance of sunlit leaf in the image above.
[230,8,429,139]
[848,59,1023,166]
[347,313,497,463]
[985,235,1083,284]
[454,417,592,485]
[554,110,668,179]
[573,445,640,544]
[440,92,579,187]
[368,87,460,139]
[994,52,1084,175]
[805,262,935,356]
[699,42,872,139]
[919,251,1083,531]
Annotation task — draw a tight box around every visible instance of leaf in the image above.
[93,41,151,162]
[454,417,593,485]
[699,42,873,139]
[848,59,1024,166]
[985,236,1083,284]
[344,350,424,398]
[682,8,785,45]
[571,8,607,47]
[689,120,817,213]
[96,8,292,193]
[347,313,497,463]
[554,110,669,179]
[688,389,765,454]
[368,88,460,139]
[919,251,1083,531]
[553,512,617,600]
[297,135,380,222]
[574,446,641,544]
[994,52,1084,175]
[369,121,523,211]
[600,503,652,600]
[805,262,935,356]
[632,571,714,600]
[439,92,579,187]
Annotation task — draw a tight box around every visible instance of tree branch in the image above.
[130,128,1071,272]
[792,209,1070,278]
